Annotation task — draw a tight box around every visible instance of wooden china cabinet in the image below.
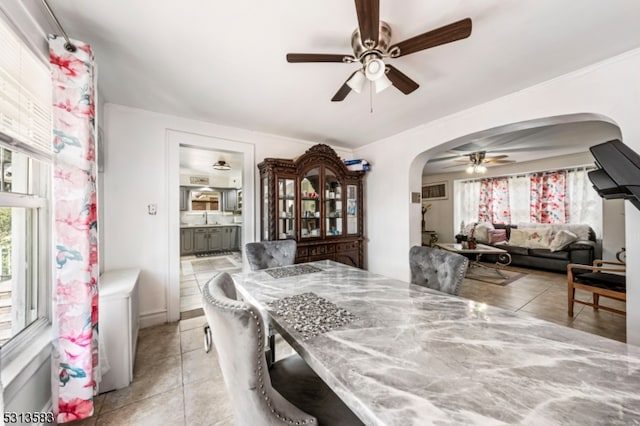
[258,144,366,268]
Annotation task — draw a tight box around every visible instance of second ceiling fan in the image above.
[286,0,472,101]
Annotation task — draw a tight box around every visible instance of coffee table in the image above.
[434,243,512,279]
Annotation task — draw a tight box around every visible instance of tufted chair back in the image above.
[245,240,297,271]
[409,246,469,295]
[202,272,318,425]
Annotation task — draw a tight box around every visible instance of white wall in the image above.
[354,48,640,345]
[602,199,625,261]
[102,104,353,326]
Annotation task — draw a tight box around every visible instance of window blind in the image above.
[0,16,51,154]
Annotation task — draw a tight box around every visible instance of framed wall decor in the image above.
[189,176,209,185]
[422,181,447,200]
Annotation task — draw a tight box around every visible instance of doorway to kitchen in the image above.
[178,145,244,318]
[167,130,255,323]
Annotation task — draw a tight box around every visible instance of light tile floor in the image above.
[180,252,243,318]
[73,262,626,425]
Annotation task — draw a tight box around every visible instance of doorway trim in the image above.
[166,129,255,322]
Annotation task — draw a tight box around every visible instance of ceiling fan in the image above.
[286,0,472,101]
[446,151,515,173]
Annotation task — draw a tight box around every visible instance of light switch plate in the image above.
[410,192,421,203]
[148,204,157,215]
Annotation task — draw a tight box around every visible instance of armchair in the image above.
[409,245,469,296]
[245,240,297,271]
[202,272,363,425]
[567,260,626,316]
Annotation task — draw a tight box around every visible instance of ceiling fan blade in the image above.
[488,160,516,164]
[331,72,357,102]
[390,18,472,57]
[386,65,419,94]
[427,154,466,163]
[485,155,509,161]
[286,53,354,63]
[355,0,380,46]
[443,163,469,169]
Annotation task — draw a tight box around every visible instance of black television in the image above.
[588,139,640,210]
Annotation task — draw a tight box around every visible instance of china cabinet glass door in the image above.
[347,184,358,235]
[300,168,320,238]
[324,168,342,237]
[278,178,295,239]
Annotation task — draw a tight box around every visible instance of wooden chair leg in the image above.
[568,286,575,317]
[593,294,600,310]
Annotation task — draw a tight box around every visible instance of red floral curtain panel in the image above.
[529,171,568,223]
[478,178,511,224]
[49,35,99,423]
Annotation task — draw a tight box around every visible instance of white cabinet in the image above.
[99,269,140,393]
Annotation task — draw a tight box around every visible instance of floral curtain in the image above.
[49,35,99,423]
[529,171,567,223]
[478,178,511,224]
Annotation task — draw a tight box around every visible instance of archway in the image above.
[404,113,627,340]
[408,113,622,253]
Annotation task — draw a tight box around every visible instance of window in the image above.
[0,15,51,351]
[454,166,602,237]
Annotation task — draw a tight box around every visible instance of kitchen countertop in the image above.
[180,223,242,229]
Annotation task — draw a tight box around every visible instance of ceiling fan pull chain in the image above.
[370,80,374,114]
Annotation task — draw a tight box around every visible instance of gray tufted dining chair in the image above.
[409,245,469,295]
[245,240,297,271]
[202,272,363,426]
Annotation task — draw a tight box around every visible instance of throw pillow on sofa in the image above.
[548,230,578,252]
[488,229,508,245]
[509,228,551,249]
[474,222,495,243]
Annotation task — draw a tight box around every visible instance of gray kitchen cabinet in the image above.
[180,228,194,255]
[193,227,223,253]
[221,227,233,250]
[229,227,238,250]
[208,228,223,251]
[180,187,190,211]
[193,229,208,253]
[223,190,238,211]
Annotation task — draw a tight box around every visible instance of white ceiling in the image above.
[424,120,622,175]
[179,146,243,183]
[41,0,640,151]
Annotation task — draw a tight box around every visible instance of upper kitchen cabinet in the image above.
[179,187,190,211]
[258,144,365,268]
[223,189,242,212]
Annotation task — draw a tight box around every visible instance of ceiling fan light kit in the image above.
[466,164,487,174]
[374,73,393,93]
[212,160,231,171]
[286,1,472,103]
[364,57,385,80]
[347,70,366,93]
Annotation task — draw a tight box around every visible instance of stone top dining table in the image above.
[231,260,640,425]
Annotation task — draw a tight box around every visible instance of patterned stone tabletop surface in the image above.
[233,260,640,426]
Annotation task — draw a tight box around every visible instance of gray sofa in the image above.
[480,224,597,273]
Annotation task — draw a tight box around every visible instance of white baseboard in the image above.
[139,310,168,328]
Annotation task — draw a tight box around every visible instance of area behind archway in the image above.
[415,114,622,259]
